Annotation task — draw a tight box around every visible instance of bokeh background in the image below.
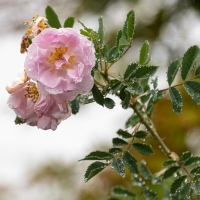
[1,0,200,199]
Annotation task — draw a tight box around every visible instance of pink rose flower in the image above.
[6,72,71,131]
[25,28,95,100]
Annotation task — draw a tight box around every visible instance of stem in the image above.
[107,38,133,70]
[131,103,171,157]
[126,122,142,151]
[94,79,106,88]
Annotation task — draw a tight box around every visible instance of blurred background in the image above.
[1,0,200,199]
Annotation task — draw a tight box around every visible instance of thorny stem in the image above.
[131,102,194,180]
[126,122,142,151]
[131,103,171,157]
[170,152,193,181]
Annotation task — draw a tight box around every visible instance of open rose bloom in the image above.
[25,28,95,100]
[6,18,96,131]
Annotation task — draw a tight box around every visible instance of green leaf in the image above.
[185,156,200,166]
[127,10,135,39]
[108,46,122,63]
[63,16,75,28]
[119,36,130,48]
[125,114,140,128]
[191,166,200,176]
[167,60,181,86]
[140,160,152,180]
[169,87,183,114]
[45,6,61,28]
[126,82,143,95]
[122,151,139,174]
[104,98,115,109]
[163,166,180,179]
[184,81,200,105]
[195,65,200,78]
[124,63,140,81]
[179,182,191,200]
[132,143,154,156]
[107,198,120,200]
[179,151,192,162]
[80,151,114,161]
[116,29,122,47]
[70,98,79,114]
[84,161,107,182]
[130,66,158,79]
[132,175,144,187]
[122,92,130,109]
[163,159,176,167]
[110,81,124,94]
[117,129,132,139]
[143,188,157,200]
[109,148,123,155]
[98,16,104,44]
[111,158,126,178]
[120,86,127,100]
[170,175,187,195]
[192,179,200,195]
[92,83,104,106]
[135,131,148,138]
[112,138,128,146]
[111,186,135,198]
[14,116,25,125]
[139,40,150,65]
[181,45,200,80]
[151,177,163,185]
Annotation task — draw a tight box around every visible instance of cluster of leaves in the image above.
[44,6,200,199]
[167,45,200,114]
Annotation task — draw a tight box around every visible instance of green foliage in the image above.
[163,166,180,179]
[183,81,200,105]
[167,60,181,86]
[129,66,158,80]
[179,151,192,162]
[63,16,75,28]
[185,156,200,166]
[109,148,123,155]
[125,114,140,128]
[163,159,176,166]
[169,87,183,114]
[111,186,135,198]
[84,161,107,182]
[122,151,139,174]
[181,45,200,80]
[80,151,114,161]
[170,175,187,195]
[140,160,152,180]
[111,158,126,178]
[92,83,104,106]
[45,7,200,200]
[112,137,128,146]
[45,5,61,28]
[70,98,79,114]
[134,131,148,138]
[195,65,200,78]
[98,16,104,45]
[139,40,151,65]
[104,98,115,109]
[132,143,154,156]
[117,129,132,139]
[143,188,157,200]
[14,116,25,125]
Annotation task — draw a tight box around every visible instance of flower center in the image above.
[46,47,76,70]
[26,82,39,103]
